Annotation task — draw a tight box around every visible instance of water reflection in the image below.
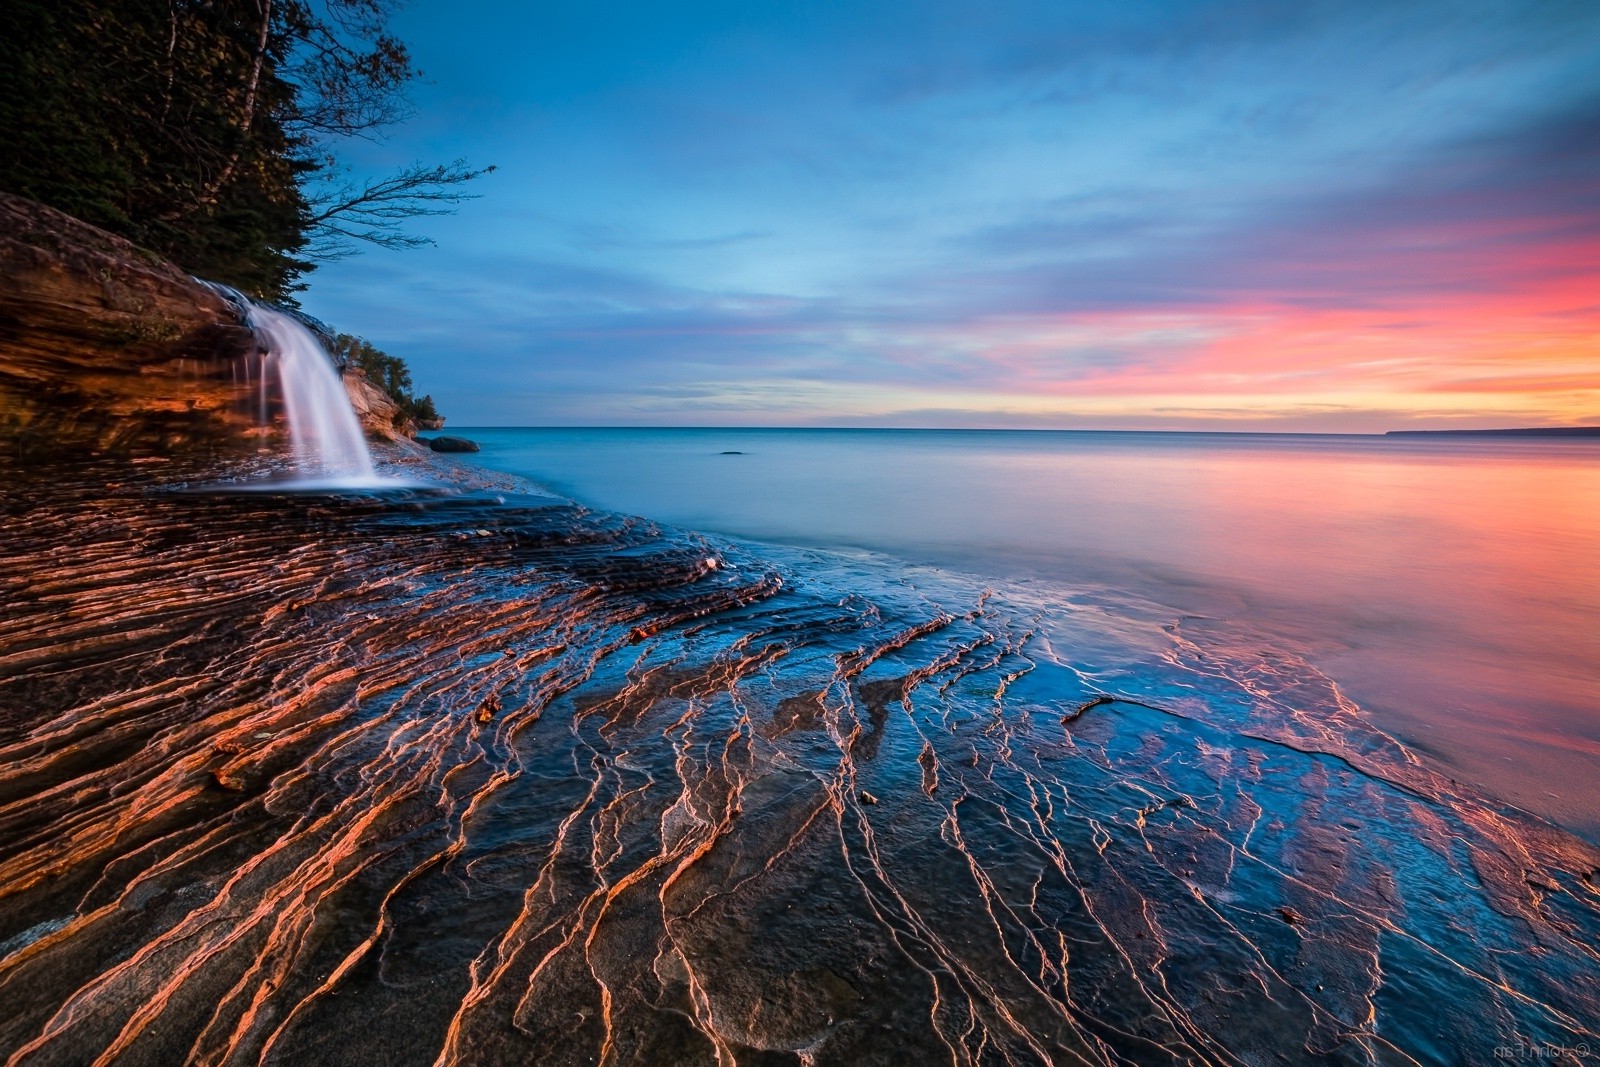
[460,428,1600,836]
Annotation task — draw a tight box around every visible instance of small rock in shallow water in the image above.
[859,791,879,805]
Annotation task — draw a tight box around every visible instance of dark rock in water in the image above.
[426,435,480,453]
[720,450,744,455]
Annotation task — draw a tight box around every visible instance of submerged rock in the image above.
[427,435,480,453]
[1063,693,1116,723]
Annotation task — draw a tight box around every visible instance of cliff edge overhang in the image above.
[0,191,268,460]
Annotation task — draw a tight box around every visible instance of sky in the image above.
[301,0,1600,431]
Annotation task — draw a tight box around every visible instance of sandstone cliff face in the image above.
[0,192,258,460]
[342,366,418,440]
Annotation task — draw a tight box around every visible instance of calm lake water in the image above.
[452,427,1600,837]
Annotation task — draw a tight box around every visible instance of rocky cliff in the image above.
[0,192,267,460]
[0,192,423,462]
[342,366,420,441]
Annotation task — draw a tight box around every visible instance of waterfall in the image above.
[202,282,383,486]
[243,302,377,483]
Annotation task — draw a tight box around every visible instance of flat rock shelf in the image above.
[0,453,1596,1065]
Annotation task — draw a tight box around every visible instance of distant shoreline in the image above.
[1385,426,1600,437]
[446,424,1600,439]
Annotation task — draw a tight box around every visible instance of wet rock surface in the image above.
[0,455,1596,1065]
[0,193,257,459]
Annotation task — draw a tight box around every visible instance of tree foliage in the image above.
[0,0,488,300]
[329,332,440,425]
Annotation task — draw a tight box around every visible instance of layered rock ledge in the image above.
[0,192,264,460]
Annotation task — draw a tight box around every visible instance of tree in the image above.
[273,0,495,263]
[407,394,440,424]
[0,0,315,295]
[0,0,490,299]
[329,332,441,425]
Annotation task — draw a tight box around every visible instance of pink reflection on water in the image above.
[955,437,1600,829]
[464,429,1600,835]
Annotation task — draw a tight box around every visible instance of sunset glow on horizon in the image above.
[304,0,1600,431]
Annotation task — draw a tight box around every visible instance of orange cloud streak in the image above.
[931,237,1600,426]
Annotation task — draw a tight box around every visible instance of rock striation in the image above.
[1,456,1597,1064]
[0,192,260,459]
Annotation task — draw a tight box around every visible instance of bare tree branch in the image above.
[304,159,496,260]
[283,0,417,140]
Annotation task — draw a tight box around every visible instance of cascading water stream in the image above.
[201,281,390,487]
[242,301,377,483]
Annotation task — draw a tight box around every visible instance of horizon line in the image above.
[432,424,1600,437]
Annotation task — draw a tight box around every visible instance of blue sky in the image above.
[302,0,1600,429]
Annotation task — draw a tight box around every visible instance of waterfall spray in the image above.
[202,281,383,485]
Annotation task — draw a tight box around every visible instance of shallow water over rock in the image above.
[0,458,1596,1065]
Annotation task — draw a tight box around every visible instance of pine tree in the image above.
[0,0,487,300]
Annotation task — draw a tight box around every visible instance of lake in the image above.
[453,427,1600,838]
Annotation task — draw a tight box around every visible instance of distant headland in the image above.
[1386,426,1600,437]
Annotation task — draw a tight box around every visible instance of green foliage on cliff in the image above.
[330,333,440,425]
[0,0,489,301]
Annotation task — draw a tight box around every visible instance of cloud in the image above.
[302,0,1600,429]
